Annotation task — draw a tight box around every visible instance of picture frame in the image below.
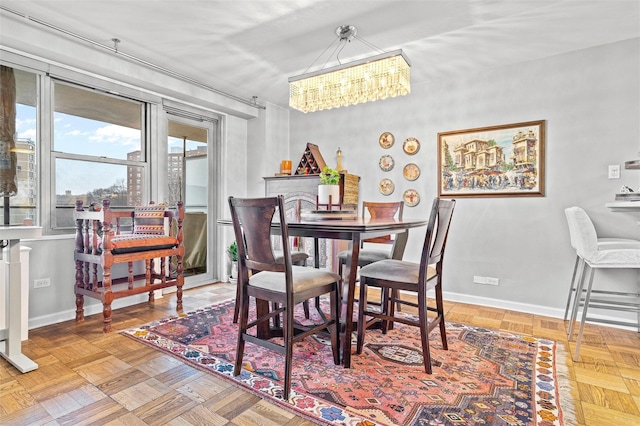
[437,120,545,198]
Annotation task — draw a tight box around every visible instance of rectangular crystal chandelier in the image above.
[289,49,411,113]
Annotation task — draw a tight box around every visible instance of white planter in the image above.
[229,261,238,283]
[318,184,340,206]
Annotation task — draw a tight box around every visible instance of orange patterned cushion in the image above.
[133,204,167,235]
[110,234,178,254]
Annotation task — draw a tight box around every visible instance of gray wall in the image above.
[288,38,640,319]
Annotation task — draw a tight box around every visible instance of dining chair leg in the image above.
[272,302,282,328]
[390,288,401,328]
[435,281,448,350]
[563,256,582,321]
[233,292,249,376]
[283,302,295,400]
[302,300,310,319]
[384,288,394,333]
[233,282,241,323]
[573,267,596,362]
[356,281,368,354]
[330,286,341,365]
[418,290,433,374]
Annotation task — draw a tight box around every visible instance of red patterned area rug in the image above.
[122,299,575,425]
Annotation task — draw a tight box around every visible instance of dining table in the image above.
[218,215,428,368]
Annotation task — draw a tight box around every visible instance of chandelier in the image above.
[289,25,411,113]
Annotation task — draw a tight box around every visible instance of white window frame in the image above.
[47,78,151,233]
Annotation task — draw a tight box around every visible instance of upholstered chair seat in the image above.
[337,249,391,267]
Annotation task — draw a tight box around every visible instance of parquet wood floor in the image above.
[1,282,639,425]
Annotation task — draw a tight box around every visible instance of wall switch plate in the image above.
[608,164,620,179]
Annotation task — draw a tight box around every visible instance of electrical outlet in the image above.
[473,276,487,284]
[486,277,500,286]
[33,278,51,288]
[608,164,620,179]
[474,275,499,285]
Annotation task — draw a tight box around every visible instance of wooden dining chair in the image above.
[337,201,406,280]
[231,203,310,324]
[228,195,341,400]
[337,201,407,319]
[356,197,456,374]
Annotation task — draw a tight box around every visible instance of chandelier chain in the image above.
[302,37,341,75]
[352,35,386,55]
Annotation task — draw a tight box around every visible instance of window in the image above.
[0,66,38,226]
[52,81,148,229]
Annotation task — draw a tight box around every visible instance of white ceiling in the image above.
[1,1,639,109]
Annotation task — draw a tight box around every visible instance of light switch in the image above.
[608,164,620,179]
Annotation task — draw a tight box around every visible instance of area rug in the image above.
[122,299,574,425]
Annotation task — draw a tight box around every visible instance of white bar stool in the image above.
[564,207,640,362]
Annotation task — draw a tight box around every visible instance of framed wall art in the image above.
[437,120,545,198]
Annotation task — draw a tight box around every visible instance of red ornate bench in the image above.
[73,199,185,332]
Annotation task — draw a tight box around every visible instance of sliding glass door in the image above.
[167,116,214,284]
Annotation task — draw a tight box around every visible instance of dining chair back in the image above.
[337,201,405,273]
[228,195,341,400]
[336,201,406,317]
[357,197,456,374]
[232,199,309,324]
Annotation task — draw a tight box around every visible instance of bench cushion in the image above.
[110,234,178,254]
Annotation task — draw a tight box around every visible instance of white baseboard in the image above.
[442,291,564,318]
[442,290,639,332]
[28,293,150,330]
[28,282,206,331]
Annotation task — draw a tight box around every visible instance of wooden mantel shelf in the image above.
[263,174,320,182]
[264,173,360,211]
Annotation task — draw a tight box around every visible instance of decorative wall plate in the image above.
[379,178,395,195]
[379,132,394,149]
[379,155,395,171]
[403,189,420,206]
[403,137,420,155]
[403,163,420,181]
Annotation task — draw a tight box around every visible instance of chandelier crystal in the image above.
[288,27,411,113]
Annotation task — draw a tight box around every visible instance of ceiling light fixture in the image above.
[288,25,411,113]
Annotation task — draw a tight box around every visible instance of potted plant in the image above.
[318,165,341,206]
[227,241,238,283]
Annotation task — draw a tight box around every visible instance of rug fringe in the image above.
[555,342,578,426]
